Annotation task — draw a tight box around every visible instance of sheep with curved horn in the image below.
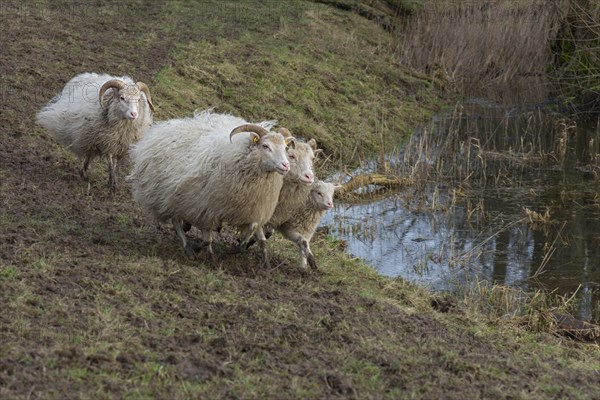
[128,110,294,266]
[36,72,155,191]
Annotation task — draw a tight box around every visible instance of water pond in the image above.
[323,100,600,322]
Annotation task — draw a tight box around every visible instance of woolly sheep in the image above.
[270,128,319,227]
[36,72,155,191]
[276,180,340,269]
[245,129,320,248]
[182,123,320,253]
[128,111,295,266]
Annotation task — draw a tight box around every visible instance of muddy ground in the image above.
[1,1,599,399]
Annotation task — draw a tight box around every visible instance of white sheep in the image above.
[128,111,295,266]
[245,128,320,247]
[181,123,321,254]
[36,72,155,191]
[276,180,340,269]
[271,128,319,227]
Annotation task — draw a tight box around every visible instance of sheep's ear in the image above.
[251,132,261,144]
[333,184,343,190]
[285,137,296,149]
[308,138,318,150]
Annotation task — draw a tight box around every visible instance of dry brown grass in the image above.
[399,0,565,103]
[399,102,582,186]
[462,280,600,343]
[524,207,552,225]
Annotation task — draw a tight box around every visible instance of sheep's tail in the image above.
[36,100,97,148]
[35,102,75,147]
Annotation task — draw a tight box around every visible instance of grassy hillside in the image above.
[0,1,598,399]
[150,1,441,162]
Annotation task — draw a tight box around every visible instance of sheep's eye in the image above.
[288,154,296,159]
[120,96,126,101]
[262,144,271,151]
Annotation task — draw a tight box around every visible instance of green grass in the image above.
[152,1,442,164]
[1,1,599,399]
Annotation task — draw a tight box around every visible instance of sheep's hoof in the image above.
[190,240,205,252]
[79,168,89,182]
[307,254,318,270]
[204,249,217,263]
[199,243,217,263]
[183,244,196,260]
[261,255,271,268]
[230,244,243,254]
[245,237,257,249]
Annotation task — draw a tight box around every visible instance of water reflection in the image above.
[324,104,600,322]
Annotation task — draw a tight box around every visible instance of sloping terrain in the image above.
[1,1,598,399]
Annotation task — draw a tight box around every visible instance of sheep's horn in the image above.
[229,124,270,143]
[277,127,292,138]
[285,137,296,149]
[136,81,155,112]
[98,79,126,108]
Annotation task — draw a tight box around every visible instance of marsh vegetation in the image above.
[326,0,600,324]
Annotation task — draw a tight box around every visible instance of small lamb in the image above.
[276,180,340,269]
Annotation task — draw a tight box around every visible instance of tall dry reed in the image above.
[399,0,566,104]
[550,1,600,111]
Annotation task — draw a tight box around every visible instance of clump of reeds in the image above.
[550,1,600,111]
[460,279,599,341]
[524,207,552,225]
[399,0,565,103]
[399,101,581,185]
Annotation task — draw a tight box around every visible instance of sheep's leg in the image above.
[255,226,270,268]
[244,234,257,250]
[244,224,272,250]
[173,218,196,260]
[79,156,91,182]
[232,223,258,253]
[198,229,216,262]
[107,154,117,192]
[284,230,314,269]
[233,223,269,266]
[297,239,309,269]
[304,240,317,270]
